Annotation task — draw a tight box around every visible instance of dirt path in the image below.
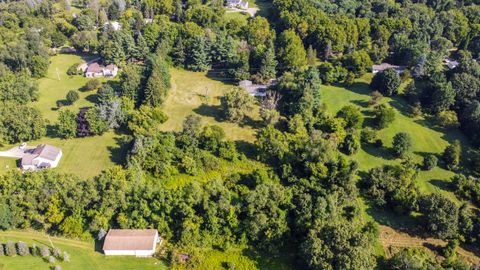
[379,225,480,265]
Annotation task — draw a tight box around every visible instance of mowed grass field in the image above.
[0,231,167,270]
[0,54,123,179]
[161,69,261,143]
[322,75,467,201]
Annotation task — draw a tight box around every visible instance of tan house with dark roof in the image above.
[85,62,118,78]
[21,144,62,170]
[103,229,160,257]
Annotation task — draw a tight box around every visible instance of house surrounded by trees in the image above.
[85,63,118,78]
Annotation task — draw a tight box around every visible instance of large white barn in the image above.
[103,229,160,257]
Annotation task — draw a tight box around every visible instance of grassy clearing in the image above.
[322,76,467,201]
[161,69,261,143]
[0,54,123,179]
[0,231,167,270]
[171,247,293,270]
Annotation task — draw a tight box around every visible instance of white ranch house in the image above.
[226,0,249,9]
[103,229,161,257]
[21,144,62,170]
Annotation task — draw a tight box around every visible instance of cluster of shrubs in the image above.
[66,63,83,76]
[0,241,70,269]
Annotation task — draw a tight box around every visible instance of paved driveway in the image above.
[0,146,29,158]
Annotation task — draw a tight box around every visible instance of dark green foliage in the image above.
[144,53,171,106]
[221,87,254,123]
[370,69,401,96]
[419,193,458,239]
[372,104,395,129]
[360,128,377,144]
[85,79,101,91]
[66,90,79,104]
[0,103,46,143]
[84,108,108,135]
[443,140,461,171]
[336,105,363,129]
[120,65,143,102]
[0,68,38,104]
[56,110,77,139]
[97,84,115,105]
[340,133,360,155]
[186,36,211,72]
[277,29,307,71]
[342,50,373,76]
[392,132,412,158]
[66,63,82,76]
[0,203,12,230]
[452,174,480,206]
[30,55,49,78]
[387,248,441,270]
[362,161,419,214]
[423,154,438,170]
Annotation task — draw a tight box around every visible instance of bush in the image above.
[85,79,100,91]
[40,245,51,257]
[370,68,401,96]
[0,244,4,256]
[63,251,70,262]
[434,110,459,129]
[392,132,412,158]
[66,63,81,75]
[53,247,61,259]
[5,241,16,256]
[55,265,62,270]
[31,244,39,256]
[218,141,238,161]
[423,155,438,170]
[443,140,461,171]
[361,128,377,144]
[375,139,383,147]
[66,90,80,104]
[16,241,29,256]
[373,104,395,129]
[49,255,56,264]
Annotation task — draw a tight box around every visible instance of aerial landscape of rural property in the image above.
[0,0,479,269]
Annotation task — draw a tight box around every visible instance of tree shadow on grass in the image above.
[240,115,263,130]
[361,144,396,161]
[242,247,295,270]
[428,179,452,192]
[85,94,99,104]
[235,140,256,159]
[193,103,224,122]
[205,70,236,85]
[365,205,421,236]
[351,99,370,108]
[337,81,371,96]
[107,130,131,166]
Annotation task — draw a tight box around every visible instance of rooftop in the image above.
[103,229,158,251]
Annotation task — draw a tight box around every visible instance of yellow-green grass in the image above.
[322,76,468,202]
[0,54,122,179]
[0,231,167,270]
[35,53,110,122]
[171,248,292,270]
[161,69,261,143]
[224,11,250,23]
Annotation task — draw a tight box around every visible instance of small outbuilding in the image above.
[21,144,62,170]
[103,229,161,257]
[372,63,406,74]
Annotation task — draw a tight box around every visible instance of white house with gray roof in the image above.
[21,144,62,170]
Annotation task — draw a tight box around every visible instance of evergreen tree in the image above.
[144,53,171,106]
[132,33,149,61]
[256,42,277,83]
[186,36,211,71]
[277,29,307,71]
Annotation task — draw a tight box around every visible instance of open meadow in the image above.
[0,54,123,179]
[0,231,167,270]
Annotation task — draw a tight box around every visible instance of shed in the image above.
[372,63,406,74]
[103,229,161,257]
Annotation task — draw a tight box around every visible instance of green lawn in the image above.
[161,69,261,143]
[322,75,467,201]
[0,54,123,179]
[0,231,167,270]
